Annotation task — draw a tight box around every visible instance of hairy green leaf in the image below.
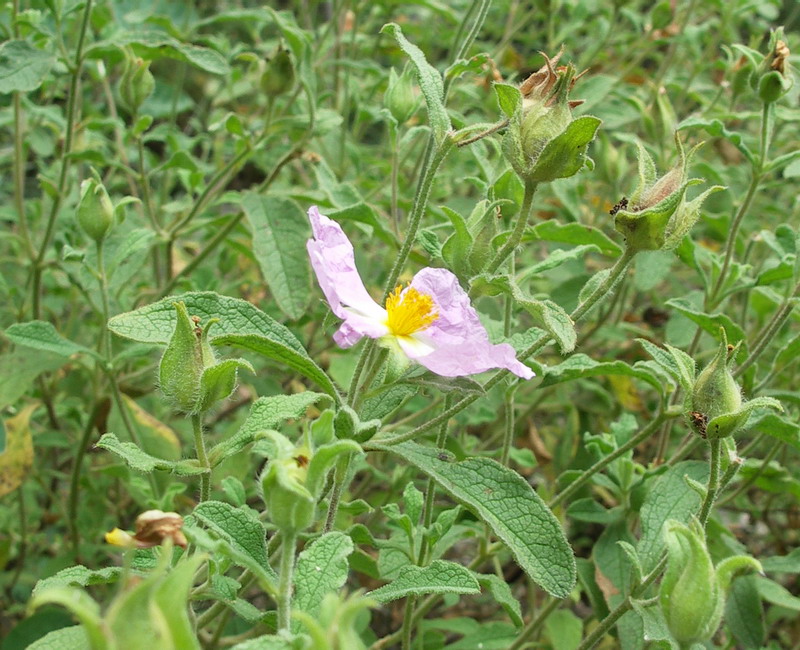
[374,442,576,598]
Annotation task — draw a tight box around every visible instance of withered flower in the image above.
[105,510,188,549]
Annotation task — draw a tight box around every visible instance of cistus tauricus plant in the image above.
[1,3,797,649]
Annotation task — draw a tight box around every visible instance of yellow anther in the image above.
[385,285,438,337]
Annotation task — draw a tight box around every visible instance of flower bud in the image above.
[690,328,742,438]
[659,519,763,645]
[614,136,720,252]
[77,177,114,243]
[261,46,295,97]
[751,30,792,104]
[119,56,155,114]
[502,50,598,183]
[384,66,418,124]
[659,520,721,645]
[159,302,212,414]
[260,449,315,533]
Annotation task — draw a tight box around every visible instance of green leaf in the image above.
[665,299,746,348]
[637,461,708,572]
[242,194,311,321]
[725,575,765,649]
[294,532,354,618]
[108,292,338,399]
[0,40,54,92]
[706,396,782,439]
[28,587,106,650]
[755,576,800,611]
[198,358,255,411]
[87,32,229,75]
[529,116,602,183]
[471,275,576,354]
[32,565,123,598]
[5,321,100,360]
[26,626,90,650]
[544,609,583,650]
[229,632,307,650]
[677,116,753,164]
[368,559,479,603]
[494,82,522,118]
[539,354,662,393]
[374,442,576,598]
[380,23,450,143]
[149,556,205,650]
[441,206,474,277]
[193,501,275,583]
[0,350,66,410]
[209,392,331,465]
[185,523,277,597]
[476,573,523,628]
[96,433,206,475]
[523,221,622,257]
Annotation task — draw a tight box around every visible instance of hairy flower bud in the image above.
[261,46,295,97]
[384,66,418,124]
[614,136,721,253]
[158,303,253,414]
[659,520,762,645]
[659,520,721,645]
[77,177,114,243]
[502,50,599,183]
[119,55,155,114]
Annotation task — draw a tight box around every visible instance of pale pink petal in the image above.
[406,268,534,379]
[307,206,388,346]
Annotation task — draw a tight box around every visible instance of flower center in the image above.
[385,285,438,337]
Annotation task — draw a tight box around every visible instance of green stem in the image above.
[698,438,721,527]
[347,339,377,406]
[401,596,415,650]
[486,181,537,275]
[31,0,93,319]
[417,396,454,566]
[382,140,454,300]
[192,414,210,502]
[277,531,297,631]
[352,347,389,411]
[507,597,560,650]
[324,453,352,533]
[168,141,255,237]
[571,248,636,323]
[500,389,515,466]
[549,413,666,508]
[69,402,101,557]
[576,555,668,650]
[8,487,28,593]
[734,282,799,378]
[709,102,772,306]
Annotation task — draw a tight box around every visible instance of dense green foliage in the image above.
[1,1,799,648]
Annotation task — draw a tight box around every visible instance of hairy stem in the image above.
[550,413,666,508]
[277,531,297,631]
[698,438,721,527]
[192,414,210,502]
[486,181,537,275]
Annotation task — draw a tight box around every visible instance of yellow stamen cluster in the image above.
[385,285,438,337]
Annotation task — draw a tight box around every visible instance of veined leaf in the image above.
[368,560,479,603]
[374,442,576,598]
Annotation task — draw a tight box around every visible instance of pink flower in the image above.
[307,207,534,379]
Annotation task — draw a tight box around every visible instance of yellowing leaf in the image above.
[607,375,645,413]
[0,403,37,498]
[122,395,181,460]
